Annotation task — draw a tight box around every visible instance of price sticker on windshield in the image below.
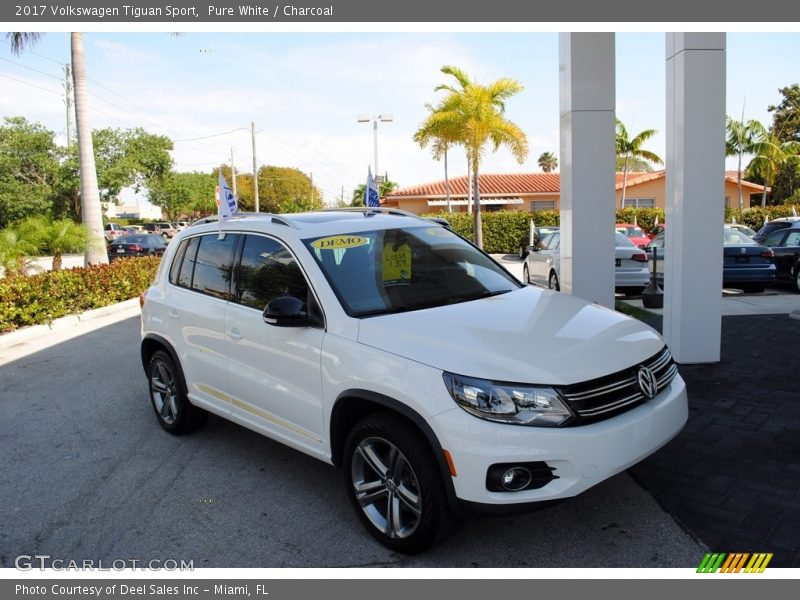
[311,235,370,250]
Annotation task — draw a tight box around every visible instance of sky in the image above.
[1,31,799,207]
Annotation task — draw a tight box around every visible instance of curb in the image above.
[0,298,140,349]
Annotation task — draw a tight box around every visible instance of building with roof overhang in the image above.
[382,170,767,214]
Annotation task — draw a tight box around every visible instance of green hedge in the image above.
[425,205,797,254]
[0,256,160,333]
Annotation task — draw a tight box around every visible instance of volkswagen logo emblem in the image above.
[637,366,658,399]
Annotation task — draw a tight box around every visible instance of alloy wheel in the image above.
[350,436,422,540]
[150,359,179,426]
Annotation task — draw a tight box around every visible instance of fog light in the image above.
[486,461,559,492]
[501,467,532,491]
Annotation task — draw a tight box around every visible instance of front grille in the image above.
[556,346,678,423]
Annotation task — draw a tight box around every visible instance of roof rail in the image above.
[189,212,296,228]
[321,207,423,219]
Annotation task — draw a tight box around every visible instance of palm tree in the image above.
[746,134,800,207]
[538,152,558,173]
[21,217,88,271]
[414,104,463,213]
[8,32,107,265]
[423,65,528,248]
[615,119,663,208]
[0,225,41,277]
[726,117,768,210]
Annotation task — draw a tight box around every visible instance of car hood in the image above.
[357,286,665,385]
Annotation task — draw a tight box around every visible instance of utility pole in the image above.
[310,172,314,207]
[251,121,259,213]
[230,147,237,197]
[341,185,344,207]
[63,63,74,146]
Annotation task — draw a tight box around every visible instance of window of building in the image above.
[530,200,556,212]
[622,198,656,208]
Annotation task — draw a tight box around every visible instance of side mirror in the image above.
[263,296,311,327]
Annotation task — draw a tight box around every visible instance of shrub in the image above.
[0,256,160,333]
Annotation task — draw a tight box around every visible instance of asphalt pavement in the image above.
[0,314,704,568]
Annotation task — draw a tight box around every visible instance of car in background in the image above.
[646,226,776,293]
[107,234,167,262]
[104,223,127,243]
[518,226,560,259]
[142,223,162,236]
[760,226,800,292]
[173,221,190,231]
[125,225,145,234]
[615,224,651,249]
[752,216,800,243]
[155,222,178,239]
[727,223,758,239]
[522,230,650,292]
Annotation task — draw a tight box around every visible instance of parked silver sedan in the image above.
[523,231,650,292]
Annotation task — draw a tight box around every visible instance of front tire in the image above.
[522,263,530,284]
[147,350,207,434]
[343,413,455,554]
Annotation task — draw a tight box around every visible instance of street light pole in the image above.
[358,113,393,182]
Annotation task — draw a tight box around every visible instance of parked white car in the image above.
[523,231,651,292]
[140,209,687,553]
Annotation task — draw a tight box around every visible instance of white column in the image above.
[664,33,725,363]
[558,33,616,308]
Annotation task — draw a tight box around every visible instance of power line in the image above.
[0,71,62,96]
[172,127,249,143]
[0,56,63,81]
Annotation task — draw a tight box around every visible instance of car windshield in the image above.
[303,226,520,317]
[615,232,636,247]
[617,226,646,237]
[723,228,757,245]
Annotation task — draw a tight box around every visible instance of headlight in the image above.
[442,372,572,427]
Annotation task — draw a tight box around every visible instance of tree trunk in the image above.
[444,147,452,214]
[737,151,744,210]
[761,164,770,207]
[466,154,472,215]
[71,32,107,266]
[473,163,483,249]
[52,253,63,271]
[621,155,629,208]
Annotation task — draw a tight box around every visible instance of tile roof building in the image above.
[383,170,767,214]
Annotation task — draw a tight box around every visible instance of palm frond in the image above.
[6,32,41,55]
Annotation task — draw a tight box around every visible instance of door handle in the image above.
[168,309,179,320]
[228,328,243,341]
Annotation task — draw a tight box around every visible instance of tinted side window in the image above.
[169,238,190,284]
[177,236,200,288]
[236,235,308,310]
[191,234,239,299]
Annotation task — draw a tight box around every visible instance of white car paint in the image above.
[141,211,687,514]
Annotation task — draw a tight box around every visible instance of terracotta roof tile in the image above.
[386,169,767,197]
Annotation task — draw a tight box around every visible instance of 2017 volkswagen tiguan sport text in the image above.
[140,209,687,553]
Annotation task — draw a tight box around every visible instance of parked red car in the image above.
[615,224,651,249]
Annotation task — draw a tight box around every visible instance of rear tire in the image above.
[522,263,530,284]
[548,271,560,291]
[343,413,456,554]
[147,350,207,434]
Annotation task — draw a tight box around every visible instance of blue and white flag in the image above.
[217,171,238,221]
[364,167,380,208]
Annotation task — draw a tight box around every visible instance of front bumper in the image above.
[432,374,688,505]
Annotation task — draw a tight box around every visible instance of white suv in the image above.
[140,209,687,553]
